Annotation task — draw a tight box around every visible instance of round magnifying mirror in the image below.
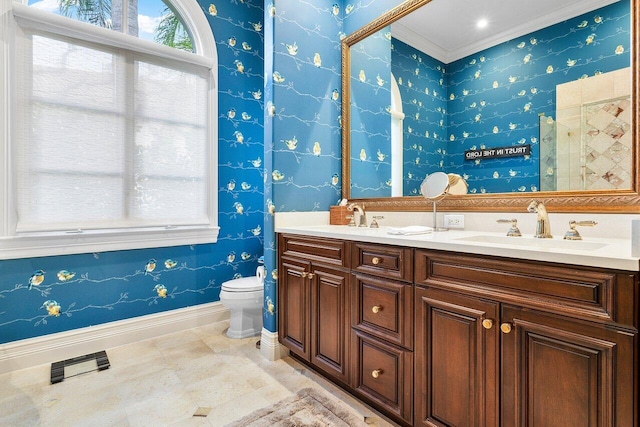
[420,172,450,200]
[447,173,468,196]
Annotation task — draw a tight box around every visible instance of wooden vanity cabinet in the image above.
[278,234,351,385]
[415,249,638,427]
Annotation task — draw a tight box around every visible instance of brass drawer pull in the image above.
[371,369,382,379]
[482,319,493,330]
[500,323,513,334]
[371,257,381,265]
[371,305,382,314]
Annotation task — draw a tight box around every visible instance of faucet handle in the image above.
[346,215,356,227]
[496,218,522,237]
[564,220,597,240]
[370,215,384,228]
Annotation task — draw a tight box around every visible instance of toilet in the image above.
[219,263,265,339]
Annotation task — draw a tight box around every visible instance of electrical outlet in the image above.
[444,214,464,229]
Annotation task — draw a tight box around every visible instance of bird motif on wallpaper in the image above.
[492,81,499,88]
[233,202,244,215]
[546,65,554,74]
[164,259,177,269]
[227,108,236,119]
[578,20,588,28]
[271,269,278,280]
[251,90,262,100]
[509,123,517,130]
[227,252,236,263]
[267,199,276,215]
[285,42,298,56]
[493,126,499,134]
[208,4,217,16]
[531,136,538,144]
[594,15,602,24]
[518,138,527,144]
[250,225,262,236]
[233,131,244,144]
[154,284,167,298]
[29,270,45,290]
[331,174,339,186]
[567,59,577,67]
[228,36,236,47]
[313,142,321,156]
[273,72,285,83]
[523,103,532,112]
[267,101,275,117]
[57,270,76,282]
[414,68,419,76]
[227,180,236,191]
[462,89,469,96]
[145,259,157,275]
[474,70,481,79]
[241,112,251,120]
[531,185,538,192]
[241,252,251,261]
[331,89,339,101]
[345,4,354,14]
[517,41,526,49]
[250,157,262,167]
[385,179,392,187]
[234,60,244,73]
[314,53,322,67]
[586,34,595,45]
[242,42,251,51]
[449,93,455,100]
[517,90,526,97]
[530,87,538,94]
[268,3,275,17]
[479,56,485,62]
[449,134,455,142]
[42,300,61,317]
[265,296,275,315]
[615,45,625,55]
[530,38,537,45]
[331,4,339,15]
[251,22,262,32]
[469,101,477,108]
[469,58,477,65]
[241,182,251,190]
[283,136,298,150]
[523,54,532,64]
[475,114,482,122]
[376,75,385,86]
[272,170,285,181]
[376,150,386,161]
[359,149,366,162]
[493,171,500,179]
[508,170,518,177]
[358,70,366,83]
[415,157,420,165]
[408,81,414,88]
[508,76,517,83]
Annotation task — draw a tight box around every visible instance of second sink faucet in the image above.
[527,200,552,238]
[348,203,367,227]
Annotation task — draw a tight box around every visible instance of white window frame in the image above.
[0,0,219,259]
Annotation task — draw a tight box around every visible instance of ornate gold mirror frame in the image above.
[341,0,640,212]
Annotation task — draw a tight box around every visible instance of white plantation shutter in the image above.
[1,3,219,258]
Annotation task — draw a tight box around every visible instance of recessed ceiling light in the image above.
[477,19,488,29]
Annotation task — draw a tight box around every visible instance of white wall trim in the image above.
[0,302,229,375]
[259,328,289,361]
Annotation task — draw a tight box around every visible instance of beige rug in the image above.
[225,388,368,427]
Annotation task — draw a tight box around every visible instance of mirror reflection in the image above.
[348,0,631,198]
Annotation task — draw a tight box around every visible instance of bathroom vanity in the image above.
[276,225,639,427]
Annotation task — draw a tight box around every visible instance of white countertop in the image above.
[275,224,640,271]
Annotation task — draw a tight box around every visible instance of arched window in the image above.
[0,0,218,259]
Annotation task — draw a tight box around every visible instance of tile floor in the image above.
[0,321,397,426]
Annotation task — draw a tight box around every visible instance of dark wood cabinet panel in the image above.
[351,273,414,349]
[278,256,310,360]
[501,305,636,427]
[415,287,499,427]
[351,329,413,424]
[310,265,350,384]
[352,242,413,282]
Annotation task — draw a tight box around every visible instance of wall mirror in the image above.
[341,0,639,212]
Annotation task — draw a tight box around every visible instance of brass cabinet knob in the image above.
[371,369,382,379]
[371,305,382,314]
[301,272,308,278]
[307,273,315,279]
[371,257,381,265]
[500,323,513,334]
[482,319,494,330]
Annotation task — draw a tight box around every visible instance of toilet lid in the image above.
[221,277,263,292]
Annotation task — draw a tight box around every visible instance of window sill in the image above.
[0,226,220,260]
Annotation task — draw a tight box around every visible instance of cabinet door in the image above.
[501,305,635,427]
[278,256,311,360]
[310,264,350,384]
[415,287,500,427]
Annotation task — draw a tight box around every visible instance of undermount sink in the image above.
[455,235,608,251]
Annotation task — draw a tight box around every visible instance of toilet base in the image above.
[226,306,263,339]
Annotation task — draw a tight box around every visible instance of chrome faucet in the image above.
[527,200,552,238]
[348,203,367,227]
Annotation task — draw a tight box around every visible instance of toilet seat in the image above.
[221,277,263,293]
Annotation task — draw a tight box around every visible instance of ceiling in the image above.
[391,0,621,64]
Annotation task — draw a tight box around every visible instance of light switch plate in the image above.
[444,214,464,229]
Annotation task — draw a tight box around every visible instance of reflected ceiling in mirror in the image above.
[341,0,639,212]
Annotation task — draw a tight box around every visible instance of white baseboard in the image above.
[0,302,229,375]
[259,327,289,361]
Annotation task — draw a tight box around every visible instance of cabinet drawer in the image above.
[352,242,413,282]
[351,330,413,424]
[415,250,636,326]
[351,274,413,349]
[279,234,348,268]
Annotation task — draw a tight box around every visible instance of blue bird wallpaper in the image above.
[1,0,265,344]
[0,0,632,349]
